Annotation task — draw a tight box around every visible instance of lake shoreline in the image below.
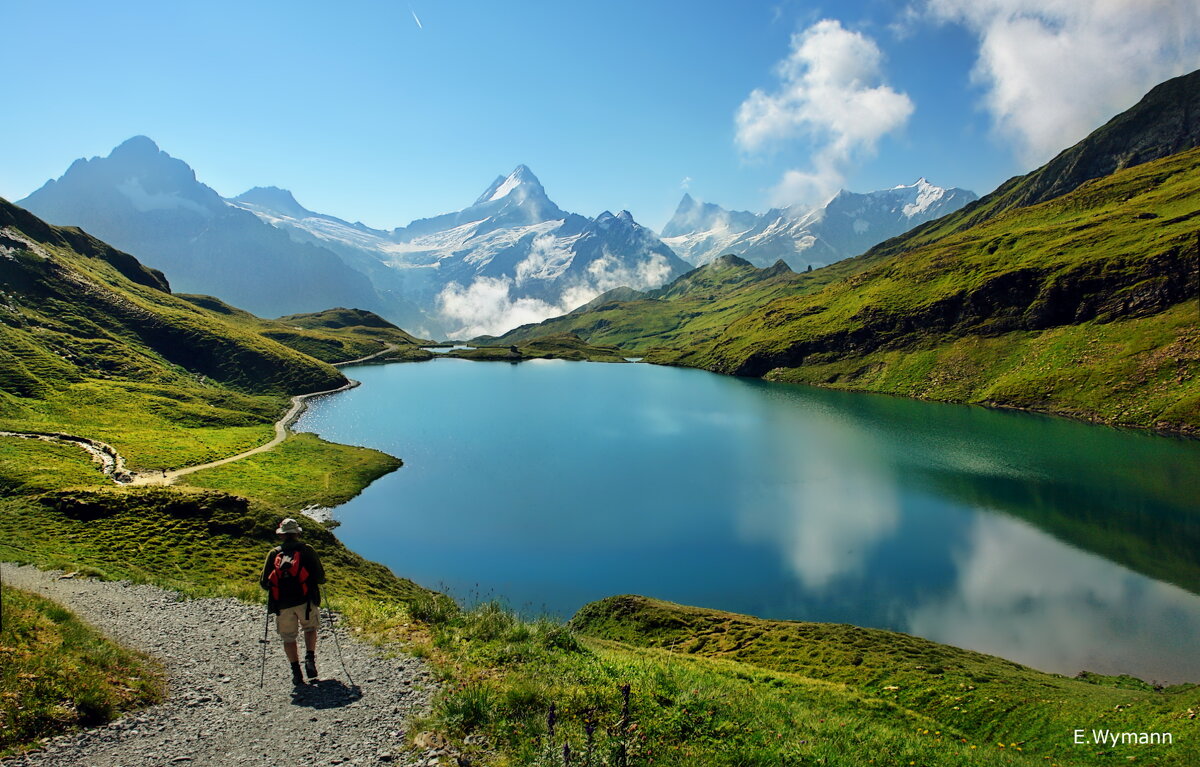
[299,356,1200,683]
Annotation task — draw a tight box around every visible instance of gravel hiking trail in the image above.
[1,564,441,767]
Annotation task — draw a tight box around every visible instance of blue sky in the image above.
[2,1,1197,230]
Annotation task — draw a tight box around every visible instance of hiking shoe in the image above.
[292,668,306,687]
[304,656,318,680]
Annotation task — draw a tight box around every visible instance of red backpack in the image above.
[267,547,311,603]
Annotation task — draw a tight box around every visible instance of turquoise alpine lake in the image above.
[296,358,1200,682]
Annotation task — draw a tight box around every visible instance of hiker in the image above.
[260,518,326,687]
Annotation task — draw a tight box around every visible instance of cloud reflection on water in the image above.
[735,395,900,591]
[906,512,1200,683]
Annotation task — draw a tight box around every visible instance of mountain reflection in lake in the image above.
[296,359,1200,682]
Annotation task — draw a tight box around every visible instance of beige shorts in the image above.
[275,603,320,641]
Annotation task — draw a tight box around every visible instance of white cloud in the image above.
[586,249,674,294]
[734,401,901,591]
[436,277,562,339]
[926,0,1200,165]
[736,19,914,207]
[436,250,676,338]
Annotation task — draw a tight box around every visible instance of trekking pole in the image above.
[258,609,271,689]
[324,590,355,687]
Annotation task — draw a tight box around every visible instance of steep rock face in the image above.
[0,198,170,293]
[19,138,387,320]
[227,187,431,334]
[383,168,692,331]
[1002,68,1200,210]
[400,164,566,239]
[661,179,977,270]
[724,242,1198,378]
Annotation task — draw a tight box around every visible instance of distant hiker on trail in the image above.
[260,518,326,687]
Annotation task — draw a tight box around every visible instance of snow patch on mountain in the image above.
[901,178,945,217]
[117,178,212,216]
[487,173,524,202]
[515,232,580,284]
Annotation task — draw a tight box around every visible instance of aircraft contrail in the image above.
[411,8,423,30]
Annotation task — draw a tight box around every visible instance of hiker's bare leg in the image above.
[283,640,299,662]
[304,629,317,653]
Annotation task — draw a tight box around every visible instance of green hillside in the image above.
[482,71,1200,435]
[1,584,164,757]
[179,296,431,364]
[0,197,434,469]
[451,332,630,362]
[0,196,430,604]
[885,66,1200,247]
[564,595,1198,766]
[676,145,1200,433]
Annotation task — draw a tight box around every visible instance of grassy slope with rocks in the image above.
[0,584,165,758]
[394,593,1199,767]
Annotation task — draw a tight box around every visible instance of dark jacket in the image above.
[260,539,326,614]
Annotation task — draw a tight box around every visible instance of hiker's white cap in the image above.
[276,518,303,535]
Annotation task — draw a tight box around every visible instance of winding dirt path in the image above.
[0,431,130,481]
[126,380,360,486]
[330,341,401,367]
[0,343,398,486]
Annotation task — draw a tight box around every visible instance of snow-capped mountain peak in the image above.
[662,179,977,270]
[474,164,545,206]
[900,179,946,217]
[661,194,758,239]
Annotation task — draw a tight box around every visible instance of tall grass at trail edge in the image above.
[0,583,166,758]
